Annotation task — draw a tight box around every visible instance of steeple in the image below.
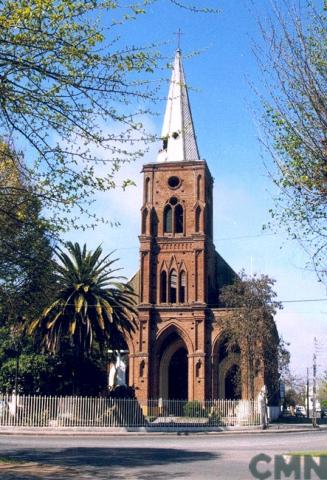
[157,49,200,163]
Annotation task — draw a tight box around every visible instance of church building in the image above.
[126,49,278,403]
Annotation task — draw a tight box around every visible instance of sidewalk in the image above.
[0,423,326,436]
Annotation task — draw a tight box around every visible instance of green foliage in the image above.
[284,389,298,409]
[0,354,55,395]
[258,1,327,281]
[183,400,207,418]
[0,352,107,396]
[0,0,218,232]
[29,242,137,356]
[0,0,157,231]
[282,372,306,410]
[0,142,56,324]
[318,371,327,407]
[0,325,107,395]
[219,271,282,401]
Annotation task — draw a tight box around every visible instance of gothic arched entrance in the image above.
[158,330,189,400]
[212,337,242,399]
[225,364,241,400]
[168,347,188,399]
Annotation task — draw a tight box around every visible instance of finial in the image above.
[174,28,184,51]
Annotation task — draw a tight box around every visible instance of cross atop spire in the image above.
[174,28,184,50]
[157,49,200,163]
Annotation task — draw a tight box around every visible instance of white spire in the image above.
[157,49,200,163]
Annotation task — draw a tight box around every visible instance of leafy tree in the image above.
[256,0,327,282]
[0,142,56,324]
[219,271,282,402]
[0,0,217,232]
[284,389,297,409]
[0,146,112,396]
[318,371,327,408]
[0,143,60,395]
[0,327,107,395]
[0,353,57,395]
[29,242,137,392]
[282,372,306,411]
[278,337,291,383]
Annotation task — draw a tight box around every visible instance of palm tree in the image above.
[29,242,137,362]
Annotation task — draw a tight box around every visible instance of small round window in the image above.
[168,176,181,189]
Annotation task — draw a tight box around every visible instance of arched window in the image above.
[179,270,186,303]
[195,206,201,233]
[145,177,150,203]
[175,204,184,233]
[197,175,202,200]
[141,208,148,234]
[160,271,167,303]
[163,198,183,235]
[169,269,177,303]
[164,205,172,233]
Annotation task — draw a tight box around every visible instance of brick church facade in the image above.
[124,50,278,403]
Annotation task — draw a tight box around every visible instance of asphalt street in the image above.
[0,430,326,479]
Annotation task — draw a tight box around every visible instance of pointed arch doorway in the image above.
[158,332,188,400]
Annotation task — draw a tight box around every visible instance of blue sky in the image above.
[61,0,326,378]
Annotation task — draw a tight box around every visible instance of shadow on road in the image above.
[0,447,220,479]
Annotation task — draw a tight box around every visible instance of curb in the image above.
[0,425,325,436]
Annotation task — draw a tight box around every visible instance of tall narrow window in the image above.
[141,208,148,234]
[196,359,201,378]
[205,206,212,238]
[139,360,145,378]
[179,270,186,303]
[164,205,172,233]
[145,177,150,203]
[169,269,177,303]
[175,204,184,233]
[160,271,167,303]
[195,206,201,233]
[197,175,202,200]
[150,208,158,236]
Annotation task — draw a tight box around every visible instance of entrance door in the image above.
[168,347,188,400]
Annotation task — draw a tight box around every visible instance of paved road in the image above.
[0,431,326,479]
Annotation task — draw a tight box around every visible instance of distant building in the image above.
[124,49,278,403]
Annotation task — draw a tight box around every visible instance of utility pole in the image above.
[306,367,310,419]
[312,337,318,428]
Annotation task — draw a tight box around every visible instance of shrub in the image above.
[183,400,208,418]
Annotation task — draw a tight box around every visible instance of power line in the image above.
[214,233,277,242]
[280,298,327,304]
[23,298,327,307]
[112,232,279,251]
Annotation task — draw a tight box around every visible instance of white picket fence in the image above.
[0,395,261,428]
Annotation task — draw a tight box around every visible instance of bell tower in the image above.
[127,49,220,402]
[139,49,217,308]
[140,161,216,306]
[126,49,278,404]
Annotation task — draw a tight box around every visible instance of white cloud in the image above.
[63,115,160,278]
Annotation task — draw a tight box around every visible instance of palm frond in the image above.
[29,242,137,355]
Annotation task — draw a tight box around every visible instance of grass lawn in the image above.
[0,457,24,464]
[286,452,327,457]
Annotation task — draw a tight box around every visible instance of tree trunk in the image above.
[73,346,84,395]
